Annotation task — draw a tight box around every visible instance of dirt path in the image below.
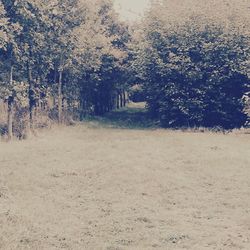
[0,108,250,249]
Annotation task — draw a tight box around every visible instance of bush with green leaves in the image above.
[131,5,249,129]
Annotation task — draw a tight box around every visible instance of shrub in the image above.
[133,15,249,129]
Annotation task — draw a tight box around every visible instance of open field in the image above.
[0,105,250,250]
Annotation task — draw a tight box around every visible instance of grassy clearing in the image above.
[0,104,250,250]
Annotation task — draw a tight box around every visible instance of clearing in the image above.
[0,104,250,250]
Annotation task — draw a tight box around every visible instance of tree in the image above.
[130,0,249,129]
[71,0,129,117]
[1,0,54,135]
[44,0,88,123]
[0,0,131,138]
[0,0,24,139]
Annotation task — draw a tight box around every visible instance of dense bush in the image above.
[131,4,249,129]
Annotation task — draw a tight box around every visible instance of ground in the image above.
[0,104,250,250]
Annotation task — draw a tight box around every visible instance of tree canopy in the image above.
[0,0,249,139]
[129,0,250,129]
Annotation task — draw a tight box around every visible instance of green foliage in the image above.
[0,0,130,138]
[0,80,28,106]
[72,0,129,116]
[1,0,249,138]
[131,3,250,129]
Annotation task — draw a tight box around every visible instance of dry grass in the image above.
[0,105,250,249]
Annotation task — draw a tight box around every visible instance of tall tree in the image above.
[0,1,23,139]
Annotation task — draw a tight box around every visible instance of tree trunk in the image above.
[123,90,126,107]
[116,94,120,109]
[7,64,14,140]
[58,69,63,123]
[53,69,57,109]
[36,76,41,112]
[7,97,14,140]
[120,92,123,108]
[79,89,86,119]
[27,61,35,133]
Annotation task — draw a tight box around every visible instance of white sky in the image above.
[113,0,150,21]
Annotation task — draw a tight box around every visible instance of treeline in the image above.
[130,0,250,129]
[0,0,129,139]
[1,0,250,140]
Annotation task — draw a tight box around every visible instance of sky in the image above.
[113,0,150,21]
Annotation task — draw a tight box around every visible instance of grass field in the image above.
[0,104,250,249]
